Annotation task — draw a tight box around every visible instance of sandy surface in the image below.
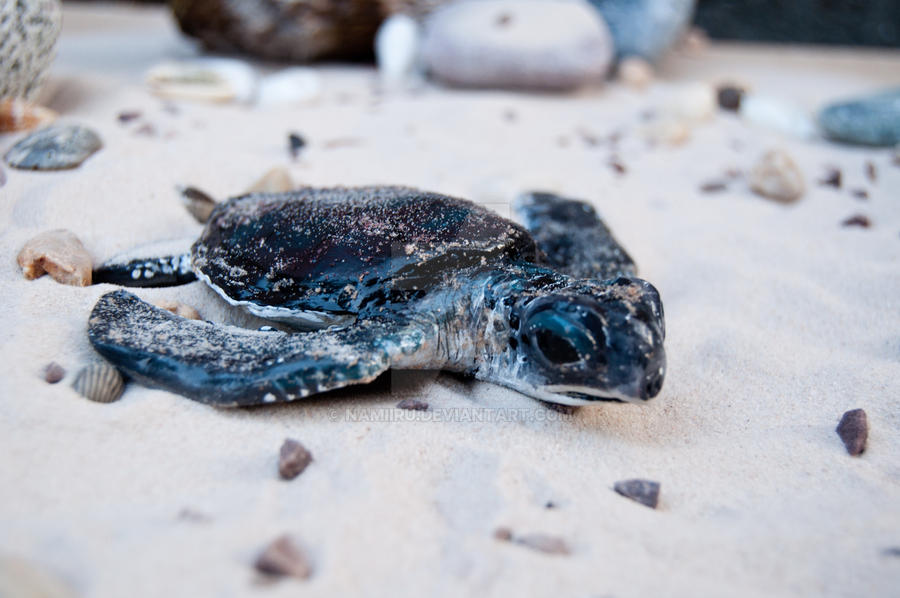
[1,3,899,597]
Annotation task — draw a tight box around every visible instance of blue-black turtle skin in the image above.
[88,187,666,407]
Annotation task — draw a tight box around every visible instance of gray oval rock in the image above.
[589,0,696,63]
[422,0,614,91]
[818,88,900,147]
[4,124,102,170]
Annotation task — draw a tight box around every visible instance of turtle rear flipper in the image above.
[514,191,636,280]
[88,290,407,407]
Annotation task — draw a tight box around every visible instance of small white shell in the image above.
[256,68,322,107]
[245,167,293,193]
[72,363,125,403]
[146,58,256,104]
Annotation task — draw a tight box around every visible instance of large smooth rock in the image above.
[589,0,695,62]
[422,0,614,91]
[818,88,900,147]
[4,124,102,171]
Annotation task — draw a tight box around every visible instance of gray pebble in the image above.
[43,362,65,384]
[818,88,900,147]
[836,408,868,456]
[4,124,102,170]
[614,478,660,508]
[278,438,313,480]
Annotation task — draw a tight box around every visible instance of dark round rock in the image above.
[717,85,744,111]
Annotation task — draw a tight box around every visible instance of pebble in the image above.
[117,110,141,124]
[375,14,422,91]
[515,533,571,555]
[740,94,817,140]
[72,363,125,403]
[288,133,306,159]
[145,58,256,104]
[617,56,654,90]
[842,214,871,228]
[865,161,877,183]
[0,164,5,186]
[179,186,218,224]
[17,230,93,286]
[4,124,102,170]
[245,167,293,194]
[397,398,429,411]
[278,438,313,480]
[851,189,869,200]
[422,0,614,91]
[588,0,696,62]
[716,85,744,111]
[836,408,868,456]
[818,88,900,147]
[257,68,322,107]
[748,150,805,203]
[255,535,312,580]
[43,362,65,384]
[613,478,660,508]
[818,167,842,189]
[155,300,201,320]
[699,181,728,193]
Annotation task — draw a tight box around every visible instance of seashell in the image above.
[245,167,293,194]
[178,185,218,224]
[255,535,312,580]
[72,363,125,403]
[17,229,93,286]
[146,58,256,104]
[154,300,201,320]
[4,124,101,170]
[256,68,322,107]
[0,99,57,133]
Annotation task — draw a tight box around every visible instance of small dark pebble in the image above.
[135,123,156,136]
[495,12,513,27]
[818,167,842,189]
[493,527,513,541]
[842,214,871,228]
[609,158,627,175]
[544,501,556,509]
[717,85,744,111]
[278,438,313,480]
[255,535,311,580]
[117,111,142,124]
[865,161,877,183]
[851,188,869,200]
[836,408,868,456]
[699,181,728,193]
[179,185,217,223]
[288,132,306,159]
[614,479,660,509]
[43,362,65,384]
[397,398,428,411]
[882,547,900,557]
[515,533,571,555]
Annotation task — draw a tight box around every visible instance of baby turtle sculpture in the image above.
[88,187,665,407]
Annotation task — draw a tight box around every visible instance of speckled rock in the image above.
[748,150,805,204]
[422,0,614,91]
[589,0,696,62]
[818,88,900,147]
[4,124,102,170]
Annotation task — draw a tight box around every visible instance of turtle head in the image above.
[509,277,666,405]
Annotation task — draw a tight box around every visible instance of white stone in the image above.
[740,93,817,140]
[618,56,654,90]
[748,149,805,203]
[666,82,716,123]
[257,67,322,107]
[375,14,422,90]
[422,0,614,91]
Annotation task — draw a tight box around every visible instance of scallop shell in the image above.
[72,363,125,403]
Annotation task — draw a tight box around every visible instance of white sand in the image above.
[1,4,898,597]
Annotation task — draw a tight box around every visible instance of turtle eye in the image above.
[524,310,598,366]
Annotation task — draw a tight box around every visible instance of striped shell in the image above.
[72,363,125,403]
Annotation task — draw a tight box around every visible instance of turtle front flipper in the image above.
[93,254,196,287]
[88,290,412,407]
[514,191,637,280]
